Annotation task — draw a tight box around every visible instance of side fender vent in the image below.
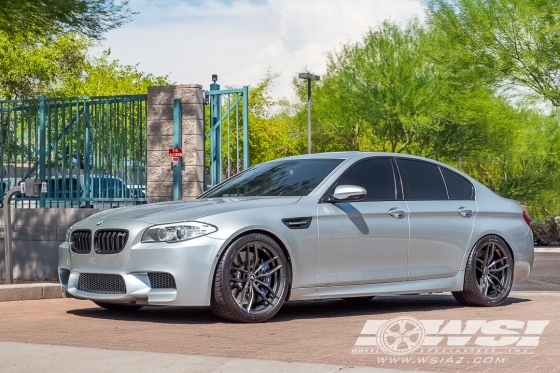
[282,217,313,229]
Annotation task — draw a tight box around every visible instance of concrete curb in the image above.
[534,247,560,253]
[0,283,61,302]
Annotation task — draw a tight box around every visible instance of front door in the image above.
[316,158,409,286]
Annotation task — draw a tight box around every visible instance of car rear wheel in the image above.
[93,301,143,311]
[452,235,513,307]
[211,233,290,323]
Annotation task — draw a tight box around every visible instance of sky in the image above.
[96,0,425,101]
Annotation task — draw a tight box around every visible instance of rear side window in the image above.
[336,158,397,201]
[441,168,474,200]
[396,159,448,200]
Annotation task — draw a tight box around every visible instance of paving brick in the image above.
[0,293,559,372]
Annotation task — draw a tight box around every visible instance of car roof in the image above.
[278,151,444,162]
[278,151,362,160]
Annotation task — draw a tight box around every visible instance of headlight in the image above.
[141,222,217,243]
[66,226,74,242]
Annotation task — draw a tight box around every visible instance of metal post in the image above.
[3,186,21,284]
[84,101,91,208]
[173,98,182,200]
[209,75,221,186]
[39,96,46,207]
[242,86,249,170]
[307,78,312,154]
[299,73,320,154]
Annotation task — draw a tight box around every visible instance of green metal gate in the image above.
[0,95,147,208]
[204,76,249,189]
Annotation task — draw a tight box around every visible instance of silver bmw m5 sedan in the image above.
[59,152,534,322]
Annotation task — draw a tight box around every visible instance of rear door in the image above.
[395,158,477,280]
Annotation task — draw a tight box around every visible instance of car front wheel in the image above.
[452,235,513,307]
[211,233,290,323]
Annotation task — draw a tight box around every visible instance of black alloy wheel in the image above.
[211,233,290,322]
[452,235,513,307]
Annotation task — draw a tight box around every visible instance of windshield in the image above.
[202,159,343,198]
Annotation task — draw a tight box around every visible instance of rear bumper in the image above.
[510,229,534,282]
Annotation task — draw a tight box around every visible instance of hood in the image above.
[81,197,302,225]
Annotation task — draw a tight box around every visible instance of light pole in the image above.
[298,72,320,154]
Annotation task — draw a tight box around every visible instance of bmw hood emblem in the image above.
[96,220,105,226]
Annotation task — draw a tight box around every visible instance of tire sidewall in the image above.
[465,235,513,306]
[213,233,290,322]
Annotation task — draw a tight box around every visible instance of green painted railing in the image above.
[205,77,249,189]
[0,95,147,208]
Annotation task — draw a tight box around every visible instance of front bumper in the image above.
[58,232,225,307]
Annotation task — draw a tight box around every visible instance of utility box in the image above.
[21,179,47,197]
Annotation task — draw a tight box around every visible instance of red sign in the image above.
[168,148,183,157]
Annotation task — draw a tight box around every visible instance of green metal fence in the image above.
[0,95,147,208]
[205,77,249,189]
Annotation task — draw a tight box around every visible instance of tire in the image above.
[452,235,513,307]
[210,233,290,323]
[93,301,143,311]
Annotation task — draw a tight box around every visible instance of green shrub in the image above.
[531,216,560,245]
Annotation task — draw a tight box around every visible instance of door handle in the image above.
[388,208,406,219]
[458,207,473,218]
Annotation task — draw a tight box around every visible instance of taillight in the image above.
[522,210,531,226]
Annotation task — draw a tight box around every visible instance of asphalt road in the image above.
[512,252,560,292]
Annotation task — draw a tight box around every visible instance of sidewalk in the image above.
[0,341,433,373]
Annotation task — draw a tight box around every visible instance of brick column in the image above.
[147,85,204,203]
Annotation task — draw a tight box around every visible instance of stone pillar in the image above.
[147,85,204,203]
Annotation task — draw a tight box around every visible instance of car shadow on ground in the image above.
[66,294,531,325]
[273,294,530,322]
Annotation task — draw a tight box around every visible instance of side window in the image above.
[336,158,396,201]
[441,168,474,200]
[396,158,448,200]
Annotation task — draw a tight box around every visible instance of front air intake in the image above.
[148,272,177,289]
[77,273,126,294]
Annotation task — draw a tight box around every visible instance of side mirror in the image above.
[327,185,367,202]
